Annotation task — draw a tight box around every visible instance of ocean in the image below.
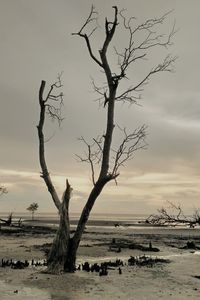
[1,212,199,235]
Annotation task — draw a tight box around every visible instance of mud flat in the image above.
[0,220,200,300]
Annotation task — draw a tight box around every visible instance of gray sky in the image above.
[0,0,200,215]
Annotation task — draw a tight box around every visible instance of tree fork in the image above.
[47,180,72,273]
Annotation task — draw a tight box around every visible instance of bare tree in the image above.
[146,201,200,228]
[27,202,39,221]
[37,6,176,273]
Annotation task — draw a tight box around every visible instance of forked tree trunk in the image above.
[38,6,175,274]
[47,178,110,273]
[63,177,110,271]
[47,181,72,273]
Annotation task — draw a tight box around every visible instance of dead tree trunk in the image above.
[37,79,72,273]
[47,180,72,273]
[37,6,175,273]
[68,176,112,269]
[64,7,119,270]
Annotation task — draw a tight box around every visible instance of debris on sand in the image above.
[128,255,170,267]
[109,239,160,252]
[181,241,200,250]
[1,258,47,269]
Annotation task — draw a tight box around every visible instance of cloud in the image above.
[0,0,200,214]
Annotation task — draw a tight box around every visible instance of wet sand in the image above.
[0,220,199,299]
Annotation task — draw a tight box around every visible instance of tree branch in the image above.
[76,136,104,185]
[116,54,177,104]
[147,201,200,227]
[112,125,147,177]
[112,10,177,103]
[37,80,62,210]
[71,6,177,253]
[72,5,103,68]
[43,73,64,126]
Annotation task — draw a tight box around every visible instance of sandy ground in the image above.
[0,224,200,300]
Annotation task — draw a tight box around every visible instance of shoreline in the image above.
[0,221,200,299]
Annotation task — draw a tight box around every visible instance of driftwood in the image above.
[128,255,170,267]
[79,259,124,276]
[129,243,160,252]
[109,240,160,252]
[0,213,13,226]
[79,256,169,273]
[146,201,200,228]
[180,241,200,250]
[0,214,23,228]
[1,258,47,269]
[1,255,169,273]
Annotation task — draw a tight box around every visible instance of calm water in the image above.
[1,212,199,234]
[0,212,148,222]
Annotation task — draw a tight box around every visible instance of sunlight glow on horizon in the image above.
[1,168,199,214]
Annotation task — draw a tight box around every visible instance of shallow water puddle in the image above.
[0,280,51,300]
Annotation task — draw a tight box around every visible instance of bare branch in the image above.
[45,72,63,102]
[116,54,177,104]
[37,80,61,210]
[44,73,64,127]
[111,10,177,103]
[147,201,200,227]
[72,5,103,68]
[76,136,104,185]
[91,78,109,107]
[46,103,64,127]
[111,125,147,177]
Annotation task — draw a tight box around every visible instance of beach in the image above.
[0,215,199,300]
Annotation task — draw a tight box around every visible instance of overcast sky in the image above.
[0,0,200,215]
